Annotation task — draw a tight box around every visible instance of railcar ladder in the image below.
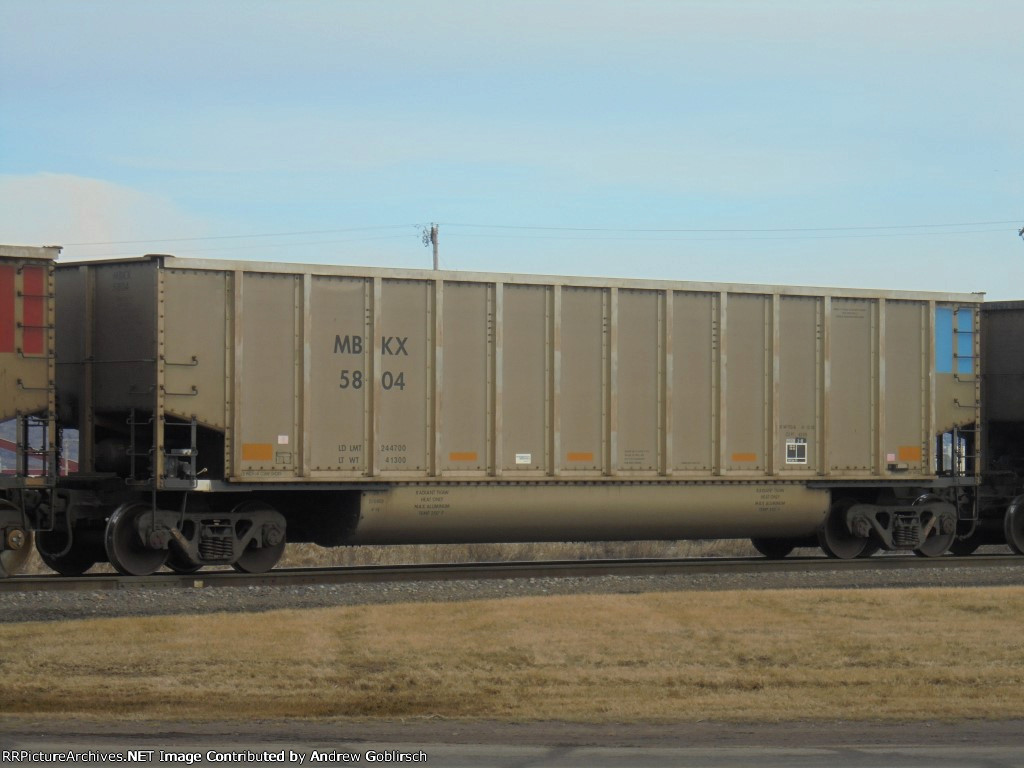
[126,409,199,490]
[949,425,979,522]
[9,413,58,484]
[126,408,155,486]
[162,417,199,490]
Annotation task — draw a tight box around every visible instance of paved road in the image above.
[2,720,1022,768]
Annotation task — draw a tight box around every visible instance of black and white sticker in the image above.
[785,437,808,465]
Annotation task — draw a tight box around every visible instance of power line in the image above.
[444,227,1010,243]
[65,234,414,259]
[63,224,420,247]
[441,219,1021,234]
[57,219,1021,250]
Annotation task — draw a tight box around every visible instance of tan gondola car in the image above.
[21,253,980,574]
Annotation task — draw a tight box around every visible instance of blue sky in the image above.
[1,0,1021,297]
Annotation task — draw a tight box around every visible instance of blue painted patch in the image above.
[935,307,953,373]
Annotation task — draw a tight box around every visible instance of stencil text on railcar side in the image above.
[333,335,409,355]
[338,443,363,466]
[334,333,409,391]
[754,487,786,515]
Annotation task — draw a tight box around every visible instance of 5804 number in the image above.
[339,370,406,390]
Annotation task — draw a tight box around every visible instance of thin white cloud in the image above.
[0,174,211,259]
[97,108,859,201]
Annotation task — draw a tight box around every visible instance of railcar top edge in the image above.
[54,252,984,304]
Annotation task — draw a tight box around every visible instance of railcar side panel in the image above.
[439,281,490,474]
[500,284,548,473]
[92,262,157,413]
[883,301,927,474]
[309,275,370,475]
[615,288,660,473]
[236,272,300,477]
[558,286,606,474]
[829,298,875,472]
[724,293,768,474]
[377,279,431,475]
[671,292,715,473]
[981,303,1024,423]
[162,269,228,429]
[54,266,87,465]
[777,296,820,475]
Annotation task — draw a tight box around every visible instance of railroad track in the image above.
[3,553,1022,593]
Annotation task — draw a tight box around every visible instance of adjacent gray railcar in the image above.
[979,301,1024,554]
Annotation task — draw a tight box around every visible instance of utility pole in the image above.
[422,223,440,269]
[431,224,439,270]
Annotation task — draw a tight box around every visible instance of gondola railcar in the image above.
[0,248,1009,575]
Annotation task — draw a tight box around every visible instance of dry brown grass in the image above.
[3,587,1023,722]
[21,538,758,575]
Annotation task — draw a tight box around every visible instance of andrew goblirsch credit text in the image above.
[2,749,429,764]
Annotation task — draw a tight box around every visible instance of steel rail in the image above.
[2,553,1022,593]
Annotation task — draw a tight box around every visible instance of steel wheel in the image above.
[0,500,32,577]
[36,530,97,576]
[751,537,795,559]
[912,495,955,557]
[949,534,982,556]
[232,538,285,573]
[818,499,872,559]
[1005,495,1024,555]
[230,501,285,574]
[1,530,34,578]
[857,541,881,558]
[166,548,202,574]
[104,502,168,576]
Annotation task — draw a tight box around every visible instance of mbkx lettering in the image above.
[333,335,407,355]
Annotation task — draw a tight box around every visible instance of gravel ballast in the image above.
[3,561,1023,624]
